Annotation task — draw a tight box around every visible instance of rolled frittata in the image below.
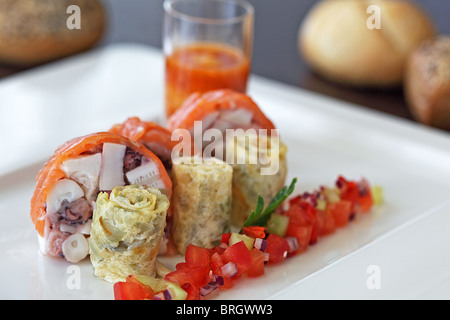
[226,132,288,227]
[171,156,233,255]
[89,185,169,283]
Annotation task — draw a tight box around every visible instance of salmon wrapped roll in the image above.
[110,117,179,173]
[171,156,233,254]
[89,185,169,283]
[30,132,172,263]
[168,89,287,227]
[167,89,276,153]
[226,132,288,227]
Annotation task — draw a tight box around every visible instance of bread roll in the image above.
[299,0,436,87]
[405,36,450,130]
[0,0,106,66]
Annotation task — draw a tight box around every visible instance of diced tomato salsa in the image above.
[247,248,266,277]
[265,234,289,263]
[221,241,253,276]
[113,176,378,301]
[113,275,154,300]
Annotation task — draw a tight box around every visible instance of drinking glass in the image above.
[163,0,254,117]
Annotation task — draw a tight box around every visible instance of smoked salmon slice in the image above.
[30,132,172,262]
[110,117,198,174]
[167,89,276,134]
[110,117,178,172]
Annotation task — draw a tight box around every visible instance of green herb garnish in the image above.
[240,177,297,231]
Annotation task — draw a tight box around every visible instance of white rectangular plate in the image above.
[1,44,450,300]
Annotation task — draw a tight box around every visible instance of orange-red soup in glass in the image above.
[165,42,250,117]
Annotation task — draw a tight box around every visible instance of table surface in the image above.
[1,0,449,132]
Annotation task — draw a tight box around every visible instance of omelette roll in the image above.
[30,132,171,263]
[226,132,288,227]
[171,156,233,255]
[89,185,169,283]
[110,117,196,255]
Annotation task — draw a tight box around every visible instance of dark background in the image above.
[1,0,450,127]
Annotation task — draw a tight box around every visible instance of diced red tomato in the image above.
[221,233,231,245]
[309,218,320,245]
[175,262,189,272]
[284,204,302,225]
[359,194,374,213]
[357,179,374,213]
[314,209,325,237]
[284,202,319,245]
[337,176,359,207]
[221,241,252,276]
[209,252,233,289]
[289,195,316,213]
[317,207,335,236]
[181,283,201,300]
[288,194,303,207]
[186,266,211,287]
[327,200,353,227]
[208,245,226,256]
[242,226,266,239]
[114,279,154,300]
[166,268,187,283]
[265,233,289,263]
[286,223,312,254]
[219,276,234,289]
[285,202,315,226]
[247,248,266,277]
[300,201,317,223]
[185,244,210,267]
[165,265,210,289]
[209,252,224,275]
[338,176,375,214]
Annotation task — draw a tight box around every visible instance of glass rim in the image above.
[164,0,254,25]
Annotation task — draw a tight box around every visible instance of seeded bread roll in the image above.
[0,0,106,66]
[405,36,450,131]
[299,0,436,87]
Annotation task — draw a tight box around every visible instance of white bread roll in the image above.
[299,0,436,87]
[405,36,450,131]
[0,0,106,66]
